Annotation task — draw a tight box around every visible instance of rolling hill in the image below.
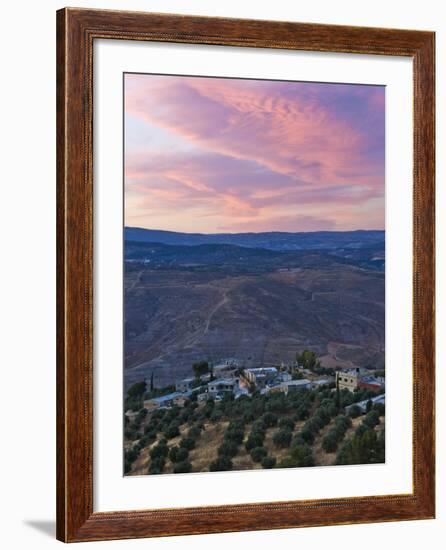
[124,230,385,387]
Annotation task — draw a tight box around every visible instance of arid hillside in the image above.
[125,261,384,387]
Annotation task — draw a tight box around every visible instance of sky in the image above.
[124,73,385,234]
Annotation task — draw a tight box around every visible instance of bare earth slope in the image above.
[124,255,384,387]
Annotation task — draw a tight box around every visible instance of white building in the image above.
[175,377,196,393]
[207,378,237,397]
[345,393,385,414]
[244,367,278,387]
[280,379,312,394]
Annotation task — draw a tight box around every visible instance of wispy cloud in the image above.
[125,74,384,233]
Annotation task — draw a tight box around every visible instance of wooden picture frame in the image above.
[56,7,435,542]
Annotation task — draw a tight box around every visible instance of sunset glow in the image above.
[124,74,385,233]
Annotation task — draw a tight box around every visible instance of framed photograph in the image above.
[56,8,435,542]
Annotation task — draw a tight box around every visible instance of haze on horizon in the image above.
[126,225,384,236]
[125,74,385,234]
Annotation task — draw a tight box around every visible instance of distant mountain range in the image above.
[125,227,384,252]
[124,227,385,272]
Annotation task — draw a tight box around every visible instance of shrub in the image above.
[245,432,264,451]
[322,431,339,453]
[265,394,288,414]
[372,402,385,416]
[314,407,331,426]
[252,419,267,432]
[261,412,278,428]
[294,405,310,421]
[164,422,180,439]
[144,425,158,438]
[261,456,277,469]
[125,447,139,463]
[224,427,245,444]
[173,460,192,474]
[334,415,352,432]
[363,410,380,428]
[278,417,295,430]
[209,456,233,472]
[242,411,256,423]
[210,409,224,422]
[305,417,323,433]
[336,427,382,465]
[180,437,196,450]
[168,445,179,462]
[188,426,202,439]
[149,457,165,475]
[348,405,362,418]
[291,443,314,467]
[355,424,368,437]
[277,456,298,468]
[273,428,293,448]
[218,441,239,458]
[299,427,315,445]
[169,446,189,463]
[150,442,168,459]
[124,427,138,441]
[250,446,268,463]
[136,434,154,451]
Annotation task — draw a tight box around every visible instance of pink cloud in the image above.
[124,74,384,232]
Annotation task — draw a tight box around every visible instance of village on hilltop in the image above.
[124,351,385,476]
[127,357,385,417]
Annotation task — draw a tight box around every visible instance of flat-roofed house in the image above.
[358,375,385,393]
[207,378,237,397]
[143,392,184,410]
[213,359,240,379]
[280,379,312,394]
[345,393,385,414]
[175,377,196,393]
[244,367,278,387]
[336,369,360,392]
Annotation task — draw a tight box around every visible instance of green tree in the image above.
[224,422,245,444]
[348,405,362,418]
[296,350,317,370]
[127,381,147,399]
[173,460,192,473]
[261,456,277,469]
[218,441,239,458]
[290,443,314,466]
[261,412,278,428]
[322,430,339,453]
[277,456,298,468]
[180,437,196,450]
[210,456,233,472]
[299,427,315,445]
[278,417,295,430]
[169,446,188,463]
[334,415,352,432]
[250,446,268,463]
[192,360,209,379]
[164,422,181,440]
[273,428,293,448]
[363,410,380,429]
[245,431,265,451]
[149,456,165,475]
[336,427,384,465]
[372,402,385,416]
[150,442,168,459]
